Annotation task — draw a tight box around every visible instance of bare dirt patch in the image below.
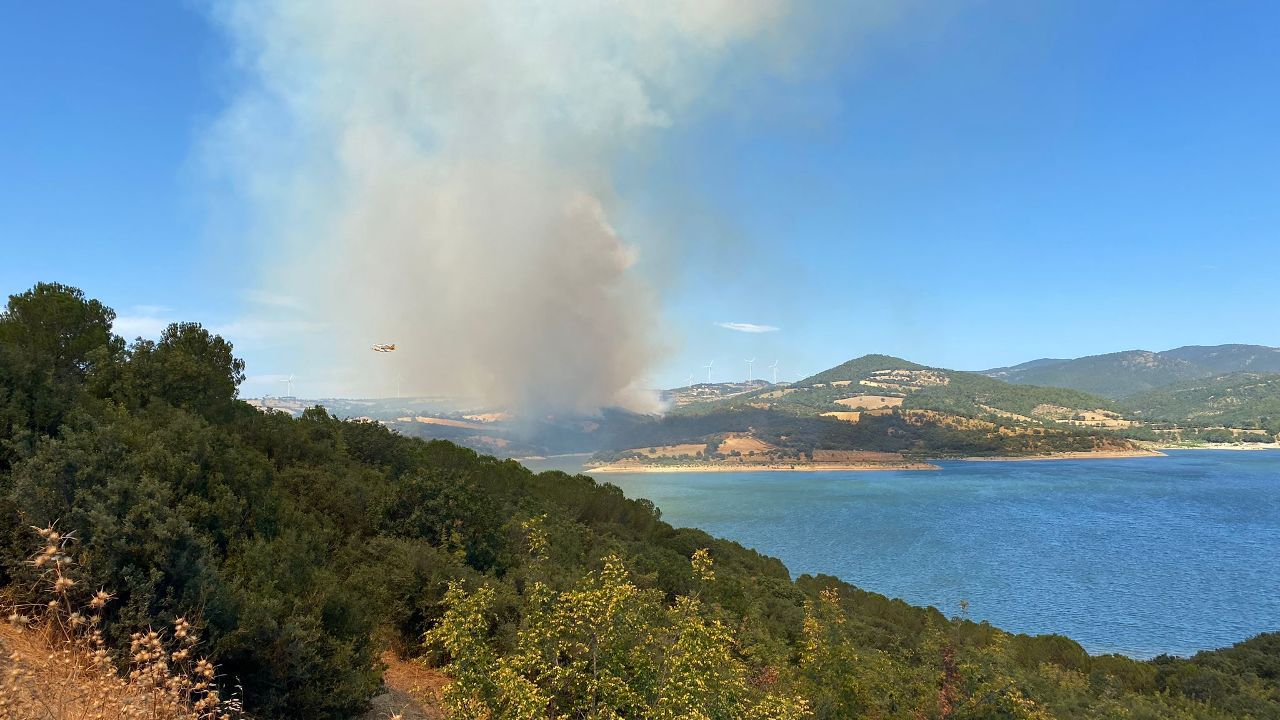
[718,433,776,455]
[360,652,449,720]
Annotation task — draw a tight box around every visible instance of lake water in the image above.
[526,450,1280,658]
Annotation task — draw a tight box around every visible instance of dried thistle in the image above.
[0,525,246,719]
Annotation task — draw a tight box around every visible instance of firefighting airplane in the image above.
[371,343,397,353]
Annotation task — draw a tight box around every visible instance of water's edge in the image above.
[524,450,1280,658]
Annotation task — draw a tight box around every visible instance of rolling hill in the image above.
[982,344,1280,399]
[1121,371,1280,431]
[681,353,1121,424]
[1161,344,1280,374]
[592,354,1143,467]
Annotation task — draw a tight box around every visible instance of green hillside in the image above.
[984,350,1205,398]
[902,371,1118,419]
[795,353,926,385]
[682,355,1118,423]
[4,283,1278,719]
[635,355,1135,462]
[1161,344,1280,374]
[983,344,1280,399]
[1122,371,1280,432]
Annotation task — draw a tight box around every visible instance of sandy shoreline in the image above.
[588,448,1175,473]
[584,445,1280,473]
[1154,443,1280,452]
[960,449,1166,462]
[587,461,940,473]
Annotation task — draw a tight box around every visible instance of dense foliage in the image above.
[2,283,1278,719]
[900,372,1115,419]
[795,354,927,386]
[986,345,1280,400]
[1121,372,1280,433]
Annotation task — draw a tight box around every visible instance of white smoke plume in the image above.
[208,0,793,413]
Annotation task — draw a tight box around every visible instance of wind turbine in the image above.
[744,357,756,382]
[770,360,779,384]
[704,360,714,384]
[686,373,694,388]
[279,374,295,397]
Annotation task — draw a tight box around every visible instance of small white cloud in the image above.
[131,304,173,316]
[114,306,176,340]
[715,321,780,333]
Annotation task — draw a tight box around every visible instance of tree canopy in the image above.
[1,282,1276,719]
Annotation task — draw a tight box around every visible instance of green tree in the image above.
[427,552,810,719]
[123,322,246,420]
[0,282,122,467]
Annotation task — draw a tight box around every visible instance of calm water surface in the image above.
[529,450,1280,658]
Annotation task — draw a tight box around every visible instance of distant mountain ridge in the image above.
[672,353,1125,424]
[982,344,1280,399]
[598,352,1151,467]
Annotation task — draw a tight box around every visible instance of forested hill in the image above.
[2,282,1278,719]
[1122,371,1280,430]
[984,344,1280,399]
[795,354,927,385]
[639,353,1135,463]
[679,353,1119,422]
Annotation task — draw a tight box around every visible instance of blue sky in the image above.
[3,2,1278,397]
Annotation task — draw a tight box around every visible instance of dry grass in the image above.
[903,410,999,431]
[820,411,862,424]
[1031,405,1137,428]
[976,404,1037,423]
[809,450,911,464]
[635,443,708,458]
[0,527,243,720]
[834,395,903,410]
[865,369,949,389]
[717,434,775,455]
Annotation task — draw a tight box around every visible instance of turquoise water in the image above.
[537,451,1280,658]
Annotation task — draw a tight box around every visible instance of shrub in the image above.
[0,526,243,719]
